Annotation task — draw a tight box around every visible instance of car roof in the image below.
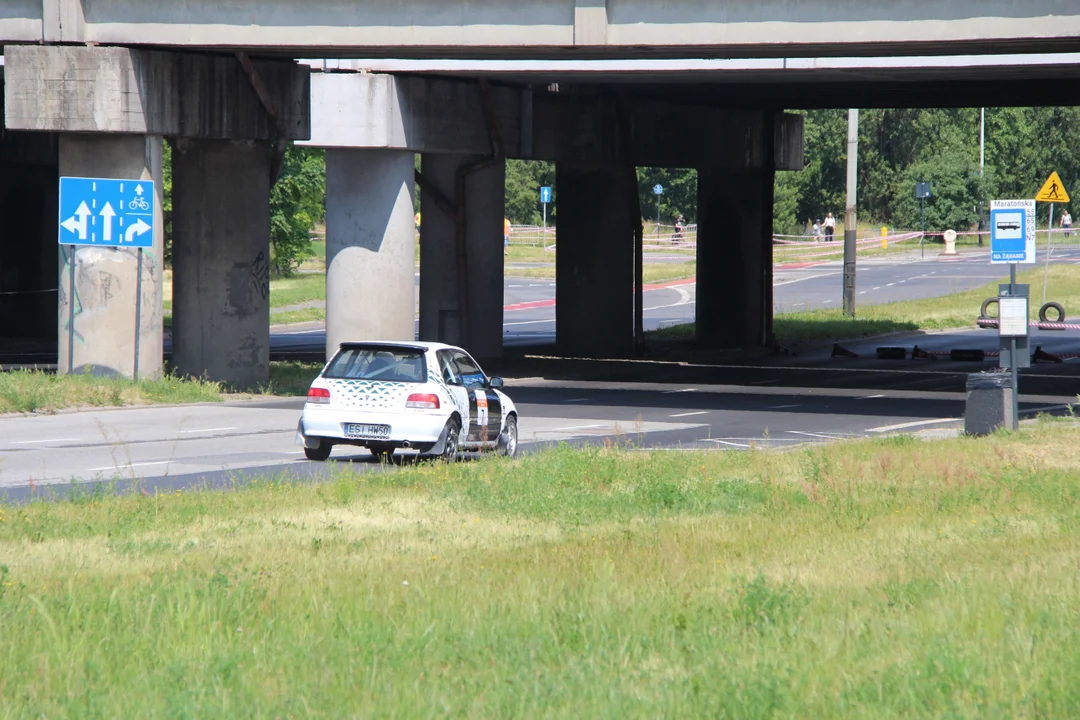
[337,340,462,353]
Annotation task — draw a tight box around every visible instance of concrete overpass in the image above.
[3,1,1080,58]
[2,1,1080,385]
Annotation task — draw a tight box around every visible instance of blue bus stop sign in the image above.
[58,177,156,248]
[990,199,1036,264]
[540,186,552,204]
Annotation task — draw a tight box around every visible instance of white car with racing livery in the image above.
[297,341,518,462]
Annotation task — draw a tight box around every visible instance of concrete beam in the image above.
[41,0,84,42]
[301,72,524,156]
[4,1,1080,58]
[532,95,801,170]
[4,45,310,139]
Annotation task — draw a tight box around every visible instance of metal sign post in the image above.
[67,246,76,373]
[916,182,932,259]
[991,198,1037,431]
[540,186,552,242]
[653,184,663,236]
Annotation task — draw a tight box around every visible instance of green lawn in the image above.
[0,362,324,413]
[3,422,1080,715]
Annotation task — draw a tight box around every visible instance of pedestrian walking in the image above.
[504,217,512,255]
[824,212,836,242]
[1062,209,1073,239]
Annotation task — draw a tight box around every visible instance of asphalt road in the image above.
[6,375,1070,501]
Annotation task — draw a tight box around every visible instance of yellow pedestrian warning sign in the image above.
[1036,172,1070,203]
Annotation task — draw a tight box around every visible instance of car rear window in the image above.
[324,346,427,383]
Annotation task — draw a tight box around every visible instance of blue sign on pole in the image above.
[58,177,155,248]
[540,186,552,204]
[653,184,664,196]
[990,199,1036,264]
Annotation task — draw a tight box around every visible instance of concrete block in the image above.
[171,140,271,387]
[324,148,416,357]
[5,46,310,140]
[58,134,164,379]
[418,155,505,359]
[965,373,1014,435]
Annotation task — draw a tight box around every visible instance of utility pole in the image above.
[843,109,859,317]
[979,108,986,246]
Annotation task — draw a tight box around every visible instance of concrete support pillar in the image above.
[324,149,417,357]
[696,166,775,347]
[418,155,505,360]
[555,163,635,357]
[58,134,164,378]
[172,140,271,387]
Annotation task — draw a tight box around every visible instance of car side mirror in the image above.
[488,377,504,389]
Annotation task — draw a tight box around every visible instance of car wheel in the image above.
[440,417,461,463]
[498,414,519,458]
[304,442,332,462]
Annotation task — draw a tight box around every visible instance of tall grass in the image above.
[2,423,1080,716]
[0,370,223,414]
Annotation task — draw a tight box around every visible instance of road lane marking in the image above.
[669,411,709,417]
[553,424,606,431]
[873,287,881,290]
[867,418,959,433]
[12,438,81,445]
[664,388,698,394]
[179,427,238,434]
[503,318,555,327]
[565,398,589,403]
[856,394,887,400]
[704,439,750,448]
[786,430,848,439]
[89,460,171,472]
[768,405,801,410]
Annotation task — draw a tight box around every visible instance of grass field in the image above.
[2,422,1080,716]
[650,263,1080,345]
[0,363,323,413]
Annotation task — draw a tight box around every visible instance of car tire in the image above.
[498,414,519,458]
[304,442,332,462]
[440,417,461,463]
[1040,301,1066,323]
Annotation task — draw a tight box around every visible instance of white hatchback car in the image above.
[296,341,519,462]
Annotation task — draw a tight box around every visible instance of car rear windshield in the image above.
[324,346,427,383]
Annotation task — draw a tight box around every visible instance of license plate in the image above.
[344,423,391,439]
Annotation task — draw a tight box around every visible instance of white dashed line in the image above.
[670,411,709,418]
[12,438,81,445]
[554,424,606,431]
[89,460,171,472]
[867,418,958,433]
[856,394,887,400]
[179,427,237,434]
[768,405,801,410]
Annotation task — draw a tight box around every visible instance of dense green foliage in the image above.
[163,144,325,275]
[268,146,326,275]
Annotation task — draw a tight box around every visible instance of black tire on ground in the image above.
[498,414,519,458]
[980,297,999,318]
[1040,301,1066,323]
[440,417,461,463]
[304,442,332,462]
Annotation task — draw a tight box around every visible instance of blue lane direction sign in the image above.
[653,184,664,196]
[990,199,1036,264]
[540,186,552,204]
[59,177,155,248]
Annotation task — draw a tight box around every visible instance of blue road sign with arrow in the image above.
[540,186,552,204]
[58,177,155,248]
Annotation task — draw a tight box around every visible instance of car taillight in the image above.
[307,387,331,404]
[406,393,440,410]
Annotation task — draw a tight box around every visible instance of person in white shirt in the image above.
[1062,210,1073,238]
[824,212,836,241]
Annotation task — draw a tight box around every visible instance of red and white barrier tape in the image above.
[977,318,1080,331]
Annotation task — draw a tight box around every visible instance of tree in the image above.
[504,159,555,225]
[636,167,698,225]
[269,146,325,276]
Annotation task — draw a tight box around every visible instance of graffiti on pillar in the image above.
[58,246,85,343]
[250,251,270,300]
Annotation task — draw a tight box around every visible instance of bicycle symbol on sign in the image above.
[127,196,151,212]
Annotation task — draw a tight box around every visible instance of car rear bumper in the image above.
[299,406,448,447]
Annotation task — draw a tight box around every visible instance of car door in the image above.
[435,350,471,428]
[451,350,502,445]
